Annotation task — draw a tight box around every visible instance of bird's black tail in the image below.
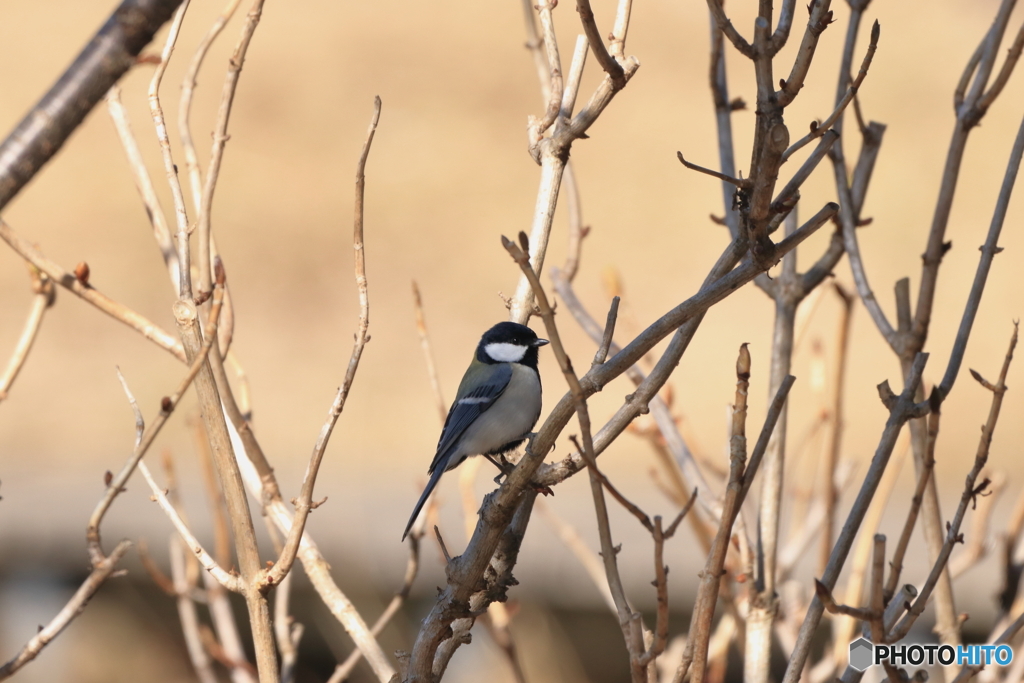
[402,465,446,541]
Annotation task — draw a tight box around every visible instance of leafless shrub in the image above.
[0,1,1021,683]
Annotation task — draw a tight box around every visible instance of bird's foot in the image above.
[525,432,556,455]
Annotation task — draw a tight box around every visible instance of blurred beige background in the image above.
[0,0,1022,681]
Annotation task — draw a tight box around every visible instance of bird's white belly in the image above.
[452,364,541,463]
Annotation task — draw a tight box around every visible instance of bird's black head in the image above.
[476,322,549,367]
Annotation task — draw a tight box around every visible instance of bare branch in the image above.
[705,0,754,58]
[889,325,1017,642]
[576,0,626,88]
[0,541,132,680]
[677,151,745,187]
[783,353,931,682]
[776,0,836,107]
[195,0,265,296]
[263,96,380,590]
[0,220,185,361]
[147,0,193,299]
[0,265,53,402]
[169,537,219,683]
[179,0,244,213]
[0,0,186,211]
[819,284,853,573]
[87,277,225,564]
[412,282,447,422]
[106,85,179,286]
[783,21,879,162]
[938,109,1024,397]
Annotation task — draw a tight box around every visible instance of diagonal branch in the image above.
[0,220,185,362]
[0,0,186,210]
[0,541,132,680]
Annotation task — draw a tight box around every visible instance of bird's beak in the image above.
[533,338,549,346]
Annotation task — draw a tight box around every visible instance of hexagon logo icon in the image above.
[849,638,874,671]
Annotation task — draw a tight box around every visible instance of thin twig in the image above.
[889,324,1017,642]
[783,354,931,683]
[179,0,244,213]
[147,0,192,299]
[576,0,625,88]
[171,536,220,683]
[677,151,745,187]
[938,108,1024,397]
[884,396,938,599]
[0,265,53,402]
[0,220,185,361]
[412,281,447,422]
[820,284,853,574]
[329,506,429,683]
[105,85,179,286]
[195,0,265,297]
[262,96,379,589]
[87,276,225,565]
[0,541,132,680]
[782,21,879,162]
[505,233,646,682]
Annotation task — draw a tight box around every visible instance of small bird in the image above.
[403,322,548,540]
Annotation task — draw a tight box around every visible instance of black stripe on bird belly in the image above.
[485,437,526,456]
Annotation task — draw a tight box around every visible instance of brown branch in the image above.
[504,233,646,682]
[783,21,879,163]
[274,570,304,683]
[677,151,745,187]
[0,541,132,680]
[87,274,225,565]
[776,0,835,107]
[938,108,1024,397]
[263,96,380,590]
[888,324,1017,642]
[0,220,185,361]
[411,204,833,681]
[687,348,795,683]
[170,536,220,683]
[105,85,179,286]
[411,281,447,422]
[815,578,875,622]
[0,265,53,402]
[0,0,186,210]
[538,204,835,488]
[708,15,742,240]
[576,0,626,88]
[147,0,193,299]
[783,354,931,682]
[195,0,265,297]
[137,539,177,597]
[179,0,244,213]
[819,283,853,574]
[949,472,1005,579]
[705,0,754,58]
[884,394,938,599]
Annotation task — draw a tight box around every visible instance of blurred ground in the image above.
[0,0,1022,681]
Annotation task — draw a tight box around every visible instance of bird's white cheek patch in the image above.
[484,342,528,363]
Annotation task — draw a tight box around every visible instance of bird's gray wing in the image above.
[429,363,513,472]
